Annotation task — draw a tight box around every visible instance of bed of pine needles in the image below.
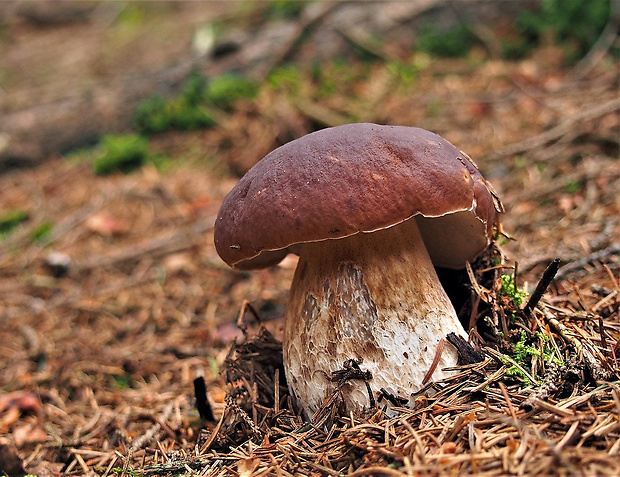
[1,5,619,475]
[184,247,619,477]
[1,120,618,477]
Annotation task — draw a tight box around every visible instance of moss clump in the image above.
[504,330,564,386]
[206,73,257,109]
[133,73,256,134]
[133,73,216,134]
[416,23,477,58]
[94,134,150,175]
[499,274,528,307]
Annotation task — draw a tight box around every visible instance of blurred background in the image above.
[0,0,618,474]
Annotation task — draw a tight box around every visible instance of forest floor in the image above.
[0,2,618,476]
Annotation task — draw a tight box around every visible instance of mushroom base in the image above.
[283,218,467,418]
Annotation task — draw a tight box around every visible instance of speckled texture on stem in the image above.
[283,217,467,418]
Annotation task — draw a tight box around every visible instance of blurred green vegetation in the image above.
[133,73,215,134]
[92,133,176,175]
[74,0,613,177]
[112,374,132,389]
[0,210,29,240]
[564,180,584,194]
[133,72,256,134]
[116,3,146,27]
[31,221,53,243]
[416,0,611,61]
[263,0,308,20]
[206,73,258,109]
[267,65,303,93]
[506,0,611,61]
[386,60,420,85]
[94,134,150,175]
[84,72,259,175]
[0,210,54,244]
[133,94,215,135]
[416,23,477,58]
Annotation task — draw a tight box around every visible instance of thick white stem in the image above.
[283,218,467,417]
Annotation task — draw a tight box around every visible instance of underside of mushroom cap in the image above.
[214,123,502,270]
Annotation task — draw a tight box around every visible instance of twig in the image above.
[194,377,215,422]
[422,338,445,385]
[199,413,225,454]
[330,359,375,409]
[378,388,408,407]
[465,261,490,303]
[292,98,351,128]
[523,258,561,315]
[484,347,538,385]
[540,305,614,382]
[446,333,485,365]
[498,382,517,421]
[335,25,390,61]
[129,401,176,453]
[274,368,280,414]
[254,2,340,80]
[526,397,574,418]
[235,299,263,332]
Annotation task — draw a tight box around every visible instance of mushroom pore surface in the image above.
[284,217,467,418]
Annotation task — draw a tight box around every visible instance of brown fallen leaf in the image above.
[0,391,42,416]
[238,456,260,477]
[85,212,128,236]
[0,391,43,433]
[163,253,196,274]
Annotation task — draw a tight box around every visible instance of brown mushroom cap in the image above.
[214,123,502,270]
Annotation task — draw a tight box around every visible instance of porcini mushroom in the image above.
[214,123,502,417]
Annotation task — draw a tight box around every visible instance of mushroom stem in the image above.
[283,217,467,418]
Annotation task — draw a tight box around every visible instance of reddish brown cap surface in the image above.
[214,123,502,270]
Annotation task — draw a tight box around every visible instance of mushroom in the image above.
[214,123,502,417]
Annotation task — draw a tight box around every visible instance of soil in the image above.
[0,2,618,476]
